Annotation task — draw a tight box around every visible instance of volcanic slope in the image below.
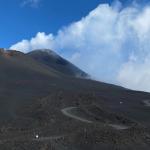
[1,49,150,150]
[0,49,65,120]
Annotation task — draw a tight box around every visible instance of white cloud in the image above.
[10,2,150,92]
[118,60,150,92]
[21,0,41,8]
[11,32,54,53]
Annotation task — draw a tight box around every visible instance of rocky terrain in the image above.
[0,48,150,150]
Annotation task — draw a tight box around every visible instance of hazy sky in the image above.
[2,0,150,92]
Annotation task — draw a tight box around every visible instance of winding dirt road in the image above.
[61,107,92,123]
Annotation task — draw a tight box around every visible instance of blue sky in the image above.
[0,0,111,48]
[2,0,150,92]
[0,0,143,48]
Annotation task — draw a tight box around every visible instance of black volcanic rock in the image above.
[27,49,89,78]
[0,49,63,120]
[0,49,150,150]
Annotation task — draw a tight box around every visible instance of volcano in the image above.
[0,48,150,150]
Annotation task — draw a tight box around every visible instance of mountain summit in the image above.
[27,49,89,78]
